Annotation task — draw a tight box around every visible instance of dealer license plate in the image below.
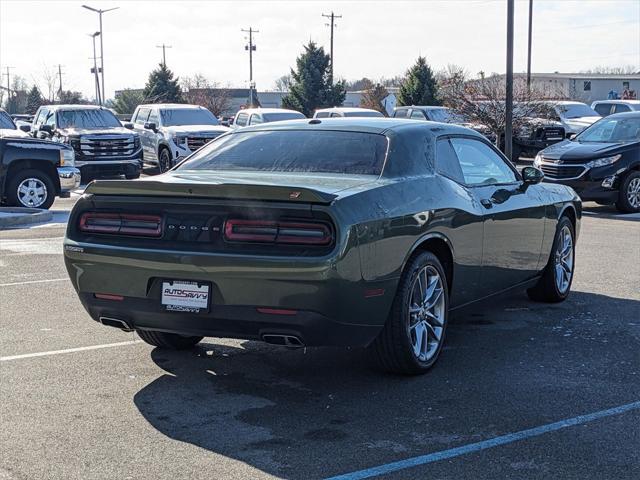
[161,280,210,313]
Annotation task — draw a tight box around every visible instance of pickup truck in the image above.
[1,108,80,209]
[31,105,142,181]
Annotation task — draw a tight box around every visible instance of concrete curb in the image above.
[0,207,53,229]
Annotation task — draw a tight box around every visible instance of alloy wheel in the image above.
[17,178,48,208]
[159,150,171,173]
[408,265,445,362]
[554,225,574,294]
[627,178,640,209]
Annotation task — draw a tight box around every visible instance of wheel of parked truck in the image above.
[158,148,172,173]
[527,216,575,303]
[367,251,449,375]
[615,171,640,213]
[6,169,56,210]
[136,330,203,350]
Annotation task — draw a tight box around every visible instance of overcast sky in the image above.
[1,0,638,100]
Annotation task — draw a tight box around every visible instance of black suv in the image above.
[535,111,640,213]
[31,105,142,181]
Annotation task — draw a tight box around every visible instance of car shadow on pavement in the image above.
[133,290,640,480]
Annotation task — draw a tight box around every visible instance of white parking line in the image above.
[0,278,68,287]
[0,340,143,362]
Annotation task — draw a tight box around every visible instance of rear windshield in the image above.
[262,112,305,122]
[161,108,219,126]
[179,130,388,175]
[57,109,121,128]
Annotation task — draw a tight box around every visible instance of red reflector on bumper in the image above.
[364,288,385,298]
[256,307,298,316]
[94,293,124,301]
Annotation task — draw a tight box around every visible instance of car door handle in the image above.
[480,198,493,209]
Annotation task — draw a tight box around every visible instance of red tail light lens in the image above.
[225,219,332,245]
[79,212,163,237]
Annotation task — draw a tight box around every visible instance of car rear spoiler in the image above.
[84,179,339,204]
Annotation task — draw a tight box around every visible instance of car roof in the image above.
[592,99,640,105]
[315,107,381,113]
[41,104,109,111]
[137,103,207,110]
[236,108,303,116]
[232,117,480,136]
[605,111,640,119]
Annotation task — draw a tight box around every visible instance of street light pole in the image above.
[82,5,119,103]
[505,0,515,161]
[527,0,533,91]
[89,32,102,105]
[241,27,258,106]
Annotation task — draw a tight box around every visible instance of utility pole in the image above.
[241,27,258,106]
[505,0,515,161]
[3,66,13,98]
[156,44,172,66]
[56,64,64,100]
[82,5,119,103]
[322,11,341,82]
[526,0,533,91]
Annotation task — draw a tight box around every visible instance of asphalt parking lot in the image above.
[1,192,639,480]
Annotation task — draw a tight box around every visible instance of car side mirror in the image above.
[568,133,577,140]
[19,124,31,132]
[123,122,134,130]
[40,124,53,134]
[522,166,544,185]
[144,122,157,132]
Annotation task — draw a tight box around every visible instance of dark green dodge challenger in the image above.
[63,118,581,374]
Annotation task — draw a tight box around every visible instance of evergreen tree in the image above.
[281,41,346,117]
[143,63,183,103]
[398,56,441,106]
[113,89,145,114]
[59,91,86,104]
[26,86,44,114]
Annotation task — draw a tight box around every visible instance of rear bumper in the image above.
[63,241,396,347]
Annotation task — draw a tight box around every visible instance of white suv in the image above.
[313,107,384,118]
[132,104,230,172]
[232,108,305,128]
[591,100,640,117]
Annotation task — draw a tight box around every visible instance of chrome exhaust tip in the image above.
[99,316,133,332]
[261,334,305,348]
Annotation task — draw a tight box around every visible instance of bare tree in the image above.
[182,74,232,117]
[40,66,58,102]
[274,74,293,93]
[440,69,562,146]
[581,65,639,75]
[360,83,389,114]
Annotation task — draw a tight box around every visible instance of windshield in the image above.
[57,109,121,129]
[262,112,305,122]
[576,116,640,143]
[556,103,599,119]
[0,111,16,129]
[180,130,388,175]
[343,111,384,118]
[428,108,465,123]
[160,108,219,126]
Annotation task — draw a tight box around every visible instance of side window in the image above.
[594,103,612,116]
[147,109,159,125]
[235,112,248,127]
[34,108,48,126]
[44,110,56,127]
[613,104,631,113]
[315,111,330,118]
[436,138,465,184]
[410,110,426,119]
[249,114,263,125]
[330,112,342,118]
[393,109,408,118]
[450,137,517,186]
[135,108,150,125]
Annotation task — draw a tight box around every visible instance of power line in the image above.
[156,44,172,66]
[322,11,342,82]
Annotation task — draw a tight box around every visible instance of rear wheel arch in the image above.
[404,234,454,290]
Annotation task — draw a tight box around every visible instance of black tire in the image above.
[80,171,94,184]
[136,330,203,350]
[158,148,172,173]
[125,172,141,180]
[367,251,449,375]
[527,216,575,303]
[6,168,56,209]
[615,170,640,213]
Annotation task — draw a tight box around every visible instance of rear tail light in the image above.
[225,219,332,245]
[79,212,163,237]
